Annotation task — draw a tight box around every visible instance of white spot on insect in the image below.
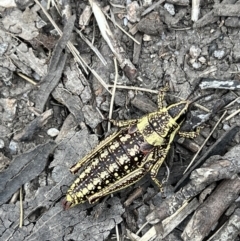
[82,188,89,195]
[77,192,83,198]
[100,150,108,158]
[97,186,101,190]
[129,145,139,156]
[120,134,131,142]
[124,165,128,170]
[79,173,86,179]
[108,163,118,172]
[114,172,119,177]
[118,154,129,165]
[100,171,109,179]
[87,183,94,190]
[105,180,110,184]
[134,157,138,161]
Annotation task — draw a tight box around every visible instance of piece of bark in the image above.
[193,11,218,28]
[89,0,137,80]
[213,4,240,17]
[137,11,164,35]
[0,141,56,205]
[182,178,240,241]
[52,84,84,123]
[35,15,76,112]
[225,16,240,27]
[131,94,157,113]
[174,125,240,192]
[146,143,240,224]
[13,109,53,141]
[177,137,200,153]
[140,198,199,241]
[193,0,238,28]
[200,78,240,90]
[208,208,240,241]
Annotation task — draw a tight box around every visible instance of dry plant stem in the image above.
[17,72,37,85]
[75,28,107,65]
[184,110,227,174]
[224,109,240,121]
[107,85,158,94]
[19,186,23,228]
[191,0,200,21]
[182,177,240,241]
[141,0,165,17]
[89,0,137,80]
[104,13,140,45]
[108,57,118,131]
[115,224,120,241]
[124,187,144,207]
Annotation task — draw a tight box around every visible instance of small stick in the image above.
[141,0,165,17]
[19,186,23,228]
[184,110,227,174]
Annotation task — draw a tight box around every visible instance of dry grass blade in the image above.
[75,28,107,66]
[34,0,88,74]
[17,72,37,85]
[104,12,140,45]
[89,0,137,80]
[35,0,112,93]
[108,57,118,131]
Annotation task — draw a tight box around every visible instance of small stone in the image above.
[143,34,152,41]
[189,45,201,59]
[0,139,4,148]
[198,56,206,64]
[164,3,175,15]
[213,49,226,59]
[143,0,152,6]
[223,123,230,131]
[192,62,202,69]
[47,128,59,137]
[9,140,18,155]
[126,1,140,23]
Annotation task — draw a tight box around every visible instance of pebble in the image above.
[47,128,59,137]
[0,139,4,148]
[164,3,175,15]
[213,49,225,59]
[189,45,201,59]
[192,62,202,69]
[9,140,18,155]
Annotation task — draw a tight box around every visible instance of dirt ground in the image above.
[1,0,240,241]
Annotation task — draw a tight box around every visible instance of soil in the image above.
[1,1,240,241]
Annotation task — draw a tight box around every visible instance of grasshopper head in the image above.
[167,100,190,123]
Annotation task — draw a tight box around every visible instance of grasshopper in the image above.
[63,87,199,209]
